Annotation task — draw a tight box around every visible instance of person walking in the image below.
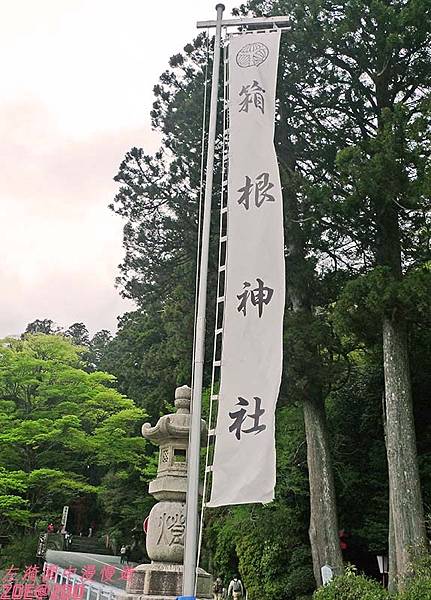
[227,575,244,600]
[120,544,127,564]
[213,576,224,600]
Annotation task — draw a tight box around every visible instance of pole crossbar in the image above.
[196,15,291,29]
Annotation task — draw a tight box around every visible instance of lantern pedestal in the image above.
[126,563,211,600]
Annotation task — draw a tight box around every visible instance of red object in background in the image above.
[339,529,348,551]
[143,517,149,534]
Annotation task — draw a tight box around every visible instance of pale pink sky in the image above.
[0,0,236,338]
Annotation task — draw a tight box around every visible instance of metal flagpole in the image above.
[183,3,225,598]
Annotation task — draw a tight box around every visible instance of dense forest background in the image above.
[1,0,431,599]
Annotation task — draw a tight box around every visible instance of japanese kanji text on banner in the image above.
[208,31,284,507]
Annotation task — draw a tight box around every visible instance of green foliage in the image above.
[208,503,313,600]
[24,319,58,335]
[106,34,220,418]
[333,266,431,344]
[0,0,429,584]
[313,568,389,600]
[64,322,90,347]
[0,334,148,543]
[0,535,38,569]
[204,407,314,600]
[325,353,389,554]
[398,555,431,600]
[401,580,431,600]
[98,469,154,552]
[99,309,186,419]
[313,559,431,600]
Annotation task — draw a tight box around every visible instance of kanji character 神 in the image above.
[237,278,274,318]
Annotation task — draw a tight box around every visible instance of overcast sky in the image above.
[0,0,236,338]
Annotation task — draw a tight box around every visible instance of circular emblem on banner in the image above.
[236,42,269,68]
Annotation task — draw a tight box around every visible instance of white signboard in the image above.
[61,505,69,528]
[377,555,388,574]
[209,31,284,507]
[321,565,334,586]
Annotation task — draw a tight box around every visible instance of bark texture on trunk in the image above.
[384,394,398,594]
[388,488,397,594]
[383,315,426,586]
[303,395,344,585]
[373,63,427,582]
[281,156,343,587]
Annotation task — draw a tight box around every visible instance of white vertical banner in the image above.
[61,505,69,530]
[209,31,284,507]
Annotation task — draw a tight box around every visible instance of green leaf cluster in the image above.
[313,568,389,600]
[0,334,148,549]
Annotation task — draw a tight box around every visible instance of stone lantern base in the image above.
[124,562,212,600]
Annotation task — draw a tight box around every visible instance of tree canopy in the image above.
[0,333,149,561]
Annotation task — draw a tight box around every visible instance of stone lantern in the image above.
[125,385,212,600]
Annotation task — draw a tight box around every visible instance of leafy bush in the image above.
[0,535,37,569]
[399,555,431,600]
[313,568,389,600]
[400,578,431,600]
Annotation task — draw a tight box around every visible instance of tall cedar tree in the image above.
[241,0,431,588]
[110,35,221,418]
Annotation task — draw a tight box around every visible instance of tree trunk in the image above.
[383,392,398,594]
[373,64,427,581]
[383,315,426,587]
[282,159,343,587]
[303,395,344,585]
[388,487,398,594]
